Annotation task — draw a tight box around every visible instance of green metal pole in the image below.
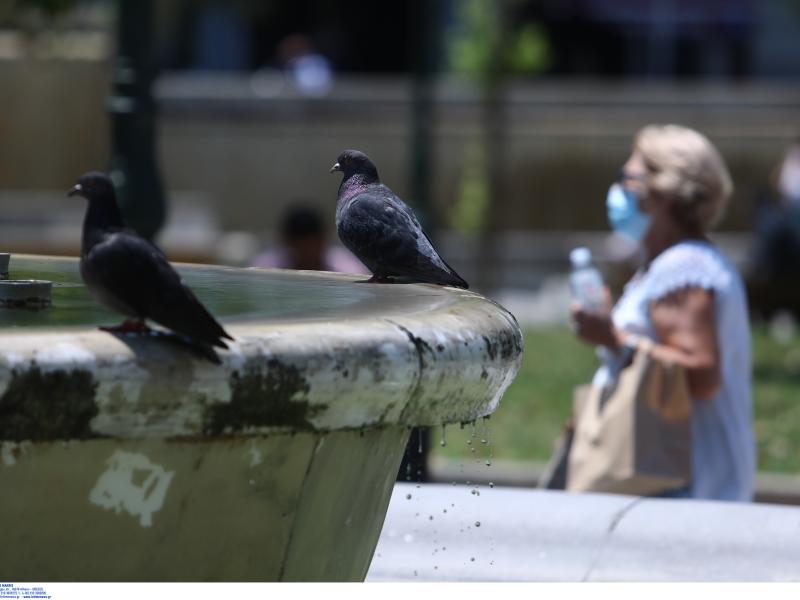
[108,0,166,241]
[409,0,441,235]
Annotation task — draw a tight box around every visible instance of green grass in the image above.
[433,325,800,474]
[752,327,800,472]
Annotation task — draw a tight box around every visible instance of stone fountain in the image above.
[0,254,522,581]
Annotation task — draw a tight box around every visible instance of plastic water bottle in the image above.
[568,247,605,312]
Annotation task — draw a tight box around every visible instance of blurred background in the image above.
[1,0,800,494]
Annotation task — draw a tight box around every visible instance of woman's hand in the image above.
[570,287,622,350]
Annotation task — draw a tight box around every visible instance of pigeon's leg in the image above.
[99,318,152,334]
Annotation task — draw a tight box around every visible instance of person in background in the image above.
[251,204,367,274]
[572,124,755,501]
[746,138,800,320]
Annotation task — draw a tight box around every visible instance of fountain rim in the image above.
[0,254,524,438]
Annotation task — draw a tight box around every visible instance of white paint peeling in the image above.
[1,445,14,466]
[36,343,95,366]
[89,450,174,528]
[247,442,263,467]
[1,441,27,466]
[1,351,25,368]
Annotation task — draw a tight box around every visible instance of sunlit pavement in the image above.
[367,482,800,581]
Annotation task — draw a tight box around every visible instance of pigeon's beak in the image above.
[329,162,342,174]
[67,184,84,198]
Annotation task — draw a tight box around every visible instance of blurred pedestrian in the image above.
[746,138,800,320]
[571,124,755,501]
[251,204,367,274]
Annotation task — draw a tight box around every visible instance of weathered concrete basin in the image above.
[0,255,522,581]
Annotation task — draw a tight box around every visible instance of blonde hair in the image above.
[634,124,733,232]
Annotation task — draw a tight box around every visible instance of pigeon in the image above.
[330,150,468,288]
[69,172,234,355]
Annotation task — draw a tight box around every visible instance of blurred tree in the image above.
[447,0,550,291]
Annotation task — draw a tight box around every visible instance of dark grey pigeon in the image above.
[69,172,233,354]
[330,150,468,288]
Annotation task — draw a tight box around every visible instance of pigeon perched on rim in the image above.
[330,150,468,288]
[69,172,233,356]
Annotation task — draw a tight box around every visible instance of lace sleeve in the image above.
[644,242,733,303]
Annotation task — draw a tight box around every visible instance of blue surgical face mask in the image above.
[606,183,652,243]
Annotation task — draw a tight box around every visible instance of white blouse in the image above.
[593,240,756,501]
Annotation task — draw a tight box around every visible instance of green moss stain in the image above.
[483,328,523,362]
[0,366,99,441]
[204,359,320,434]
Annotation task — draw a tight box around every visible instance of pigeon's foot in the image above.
[99,319,152,334]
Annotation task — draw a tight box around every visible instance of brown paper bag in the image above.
[566,339,692,496]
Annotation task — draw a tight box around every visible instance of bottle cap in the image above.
[569,247,592,268]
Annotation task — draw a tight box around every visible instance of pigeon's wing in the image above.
[339,189,468,287]
[85,232,233,347]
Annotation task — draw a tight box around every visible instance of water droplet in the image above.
[439,424,447,447]
[428,515,434,520]
[489,482,495,488]
[434,566,438,570]
[442,546,447,551]
[451,503,455,507]
[485,459,492,466]
[406,493,412,500]
[443,509,447,513]
[418,429,424,454]
[470,557,475,562]
[414,570,418,577]
[475,521,481,527]
[451,481,457,486]
[481,438,487,444]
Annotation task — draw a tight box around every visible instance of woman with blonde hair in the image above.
[572,124,755,501]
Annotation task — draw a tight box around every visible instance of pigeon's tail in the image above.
[150,285,234,351]
[426,258,469,289]
[192,308,233,350]
[403,263,469,289]
[444,271,469,289]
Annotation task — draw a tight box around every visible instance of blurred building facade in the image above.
[1,0,800,272]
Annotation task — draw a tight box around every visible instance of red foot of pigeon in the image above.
[99,319,151,334]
